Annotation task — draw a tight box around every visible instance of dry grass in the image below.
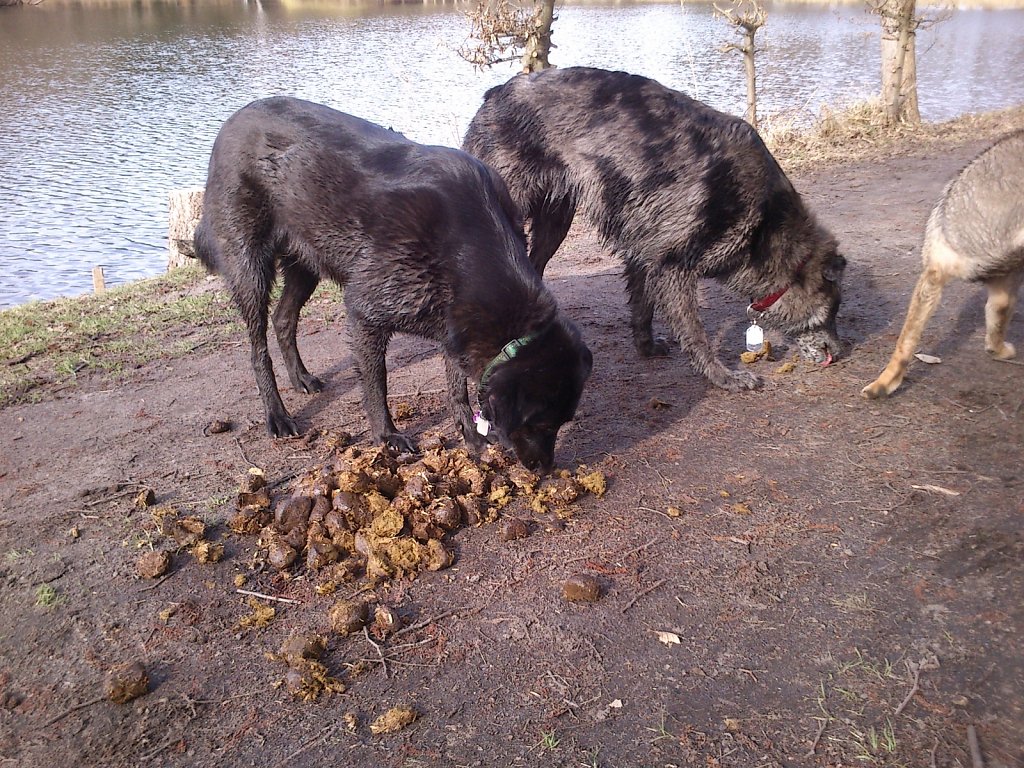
[764,98,1024,172]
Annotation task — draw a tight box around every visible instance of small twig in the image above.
[390,607,465,641]
[895,656,940,716]
[929,738,939,768]
[616,536,664,562]
[267,471,302,491]
[138,571,177,593]
[805,716,828,757]
[363,626,389,678]
[40,696,106,728]
[236,588,302,605]
[273,723,337,768]
[235,437,256,468]
[993,357,1024,366]
[621,579,667,614]
[967,725,985,768]
[85,485,149,508]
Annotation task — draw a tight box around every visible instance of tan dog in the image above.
[863,130,1024,399]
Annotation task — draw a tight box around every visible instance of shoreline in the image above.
[6,0,1024,11]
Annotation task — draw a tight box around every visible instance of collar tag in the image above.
[745,320,764,353]
[473,411,491,437]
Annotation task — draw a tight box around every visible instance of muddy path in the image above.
[1,127,1022,768]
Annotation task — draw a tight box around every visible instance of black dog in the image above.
[194,96,592,471]
[463,67,845,392]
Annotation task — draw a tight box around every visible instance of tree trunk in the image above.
[520,0,555,72]
[742,32,758,130]
[880,0,920,125]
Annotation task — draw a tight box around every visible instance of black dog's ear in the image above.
[580,343,594,380]
[824,253,846,283]
[486,382,522,436]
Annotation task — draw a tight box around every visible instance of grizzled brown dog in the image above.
[194,96,592,471]
[463,67,845,392]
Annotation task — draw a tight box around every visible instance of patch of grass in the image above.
[5,549,32,563]
[846,719,902,766]
[830,593,879,615]
[35,583,63,608]
[538,729,560,750]
[646,713,675,744]
[0,264,344,408]
[813,649,914,766]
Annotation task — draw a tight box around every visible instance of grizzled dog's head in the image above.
[760,227,846,365]
[478,320,593,473]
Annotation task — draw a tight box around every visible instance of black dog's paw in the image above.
[712,367,762,392]
[384,431,419,455]
[267,410,302,438]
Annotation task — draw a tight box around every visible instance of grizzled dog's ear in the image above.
[824,252,846,283]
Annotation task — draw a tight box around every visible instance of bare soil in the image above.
[1,129,1022,768]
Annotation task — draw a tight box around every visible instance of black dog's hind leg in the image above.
[624,256,671,356]
[228,243,301,437]
[272,257,325,395]
[528,194,576,276]
[348,318,416,453]
[653,269,760,392]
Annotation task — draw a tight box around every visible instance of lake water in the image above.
[1,0,1022,308]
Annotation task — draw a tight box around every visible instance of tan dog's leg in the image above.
[862,263,950,399]
[984,273,1023,359]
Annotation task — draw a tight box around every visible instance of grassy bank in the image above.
[2,101,1023,409]
[765,99,1024,169]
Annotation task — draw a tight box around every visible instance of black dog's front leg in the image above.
[445,356,487,453]
[349,319,417,453]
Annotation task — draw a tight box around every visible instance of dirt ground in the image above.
[1,127,1023,768]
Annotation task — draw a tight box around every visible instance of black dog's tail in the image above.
[192,216,220,274]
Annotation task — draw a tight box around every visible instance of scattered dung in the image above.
[282,658,345,701]
[562,575,602,603]
[191,540,224,564]
[205,419,233,435]
[230,439,608,594]
[369,705,418,735]
[277,633,327,667]
[136,550,171,579]
[237,598,275,630]
[328,599,370,637]
[210,437,609,698]
[104,661,149,704]
[499,518,530,542]
[133,488,156,510]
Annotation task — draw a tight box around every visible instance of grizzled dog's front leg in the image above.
[654,269,760,392]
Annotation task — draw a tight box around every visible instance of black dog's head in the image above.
[479,320,592,473]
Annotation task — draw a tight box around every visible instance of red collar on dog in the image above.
[749,286,789,312]
[749,258,810,313]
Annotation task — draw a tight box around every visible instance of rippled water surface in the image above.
[1,0,1022,307]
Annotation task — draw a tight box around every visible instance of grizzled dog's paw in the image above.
[712,367,762,392]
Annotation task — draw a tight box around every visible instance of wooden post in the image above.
[92,266,106,295]
[167,187,205,270]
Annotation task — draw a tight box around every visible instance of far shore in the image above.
[6,0,1024,12]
